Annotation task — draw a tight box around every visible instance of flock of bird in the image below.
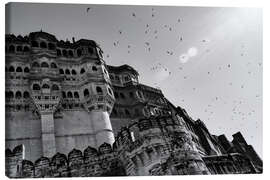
[85,6,262,139]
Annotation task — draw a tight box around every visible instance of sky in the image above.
[6,3,263,157]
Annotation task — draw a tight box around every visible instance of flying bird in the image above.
[86,7,91,13]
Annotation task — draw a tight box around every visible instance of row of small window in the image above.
[83,86,113,97]
[6,45,30,53]
[114,91,144,100]
[32,83,60,91]
[6,66,30,73]
[59,66,97,75]
[6,91,30,99]
[32,61,58,69]
[5,104,30,111]
[56,47,95,58]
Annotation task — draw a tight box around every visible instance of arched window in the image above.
[16,67,22,72]
[62,91,66,98]
[120,92,125,99]
[68,50,74,57]
[41,62,49,68]
[65,69,70,75]
[96,86,103,94]
[42,84,50,89]
[62,50,67,57]
[15,91,22,99]
[80,68,85,74]
[32,62,39,68]
[92,66,97,71]
[52,84,59,91]
[9,66,15,72]
[125,109,130,116]
[57,49,61,56]
[84,89,89,97]
[48,43,55,50]
[77,49,82,57]
[31,41,39,47]
[16,46,22,52]
[67,91,73,98]
[40,41,47,48]
[24,67,30,73]
[59,69,64,74]
[23,91,30,98]
[74,92,79,98]
[51,62,57,68]
[32,84,40,90]
[7,91,14,98]
[71,69,77,75]
[9,45,15,52]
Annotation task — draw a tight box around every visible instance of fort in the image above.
[5,31,262,177]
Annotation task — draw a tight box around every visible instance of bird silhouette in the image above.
[86,7,91,13]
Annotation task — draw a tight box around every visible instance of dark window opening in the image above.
[31,41,39,47]
[6,91,14,98]
[23,46,30,52]
[80,68,85,74]
[57,49,61,56]
[96,86,103,94]
[59,69,64,74]
[40,41,47,48]
[51,62,57,68]
[9,45,15,52]
[84,89,89,97]
[41,62,49,68]
[32,62,40,68]
[16,67,22,72]
[125,109,130,116]
[33,84,41,90]
[15,91,22,99]
[48,43,55,50]
[71,69,77,75]
[62,91,66,98]
[129,92,134,98]
[62,50,67,57]
[9,66,15,72]
[74,92,79,98]
[68,50,74,57]
[65,69,70,75]
[67,92,73,98]
[77,49,82,57]
[88,47,94,54]
[24,67,29,73]
[23,91,30,98]
[42,84,50,89]
[52,84,59,91]
[92,66,97,71]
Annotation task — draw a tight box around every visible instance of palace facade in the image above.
[5,31,262,177]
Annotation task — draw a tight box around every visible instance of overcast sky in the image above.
[7,3,263,157]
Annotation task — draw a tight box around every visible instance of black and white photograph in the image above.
[5,2,263,178]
